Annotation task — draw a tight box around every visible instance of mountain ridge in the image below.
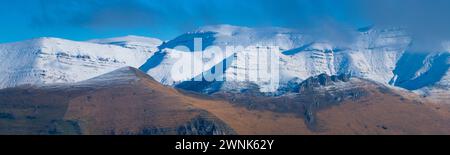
[0,25,448,103]
[0,36,161,89]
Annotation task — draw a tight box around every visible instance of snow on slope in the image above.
[0,37,159,88]
[283,27,410,81]
[145,48,235,86]
[88,35,162,52]
[142,25,309,92]
[143,25,414,93]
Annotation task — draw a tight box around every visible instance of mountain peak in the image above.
[77,66,154,86]
[297,73,352,92]
[0,37,71,47]
[32,37,85,44]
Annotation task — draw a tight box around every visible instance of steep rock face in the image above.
[297,73,351,92]
[175,115,235,135]
[135,115,236,135]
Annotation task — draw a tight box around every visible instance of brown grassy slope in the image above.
[177,92,313,135]
[59,67,237,135]
[1,67,449,135]
[180,79,450,135]
[0,67,235,135]
[74,68,313,135]
[315,86,450,135]
[0,85,89,134]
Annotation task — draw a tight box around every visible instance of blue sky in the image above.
[0,0,449,49]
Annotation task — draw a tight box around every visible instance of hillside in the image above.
[1,67,449,135]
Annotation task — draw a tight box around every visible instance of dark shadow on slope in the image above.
[159,32,217,51]
[175,54,236,94]
[282,42,315,55]
[282,42,344,56]
[391,52,449,90]
[139,51,167,73]
[139,32,217,73]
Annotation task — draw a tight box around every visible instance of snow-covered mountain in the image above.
[0,25,447,103]
[141,25,309,92]
[143,26,404,88]
[0,36,161,88]
[140,25,448,102]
